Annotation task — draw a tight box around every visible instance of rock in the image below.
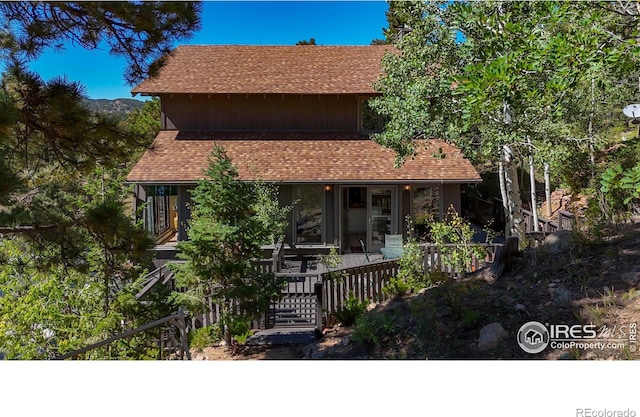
[366,302,377,311]
[477,323,507,351]
[550,285,572,306]
[543,230,574,253]
[623,270,640,287]
[322,327,335,336]
[514,303,527,312]
[557,351,572,360]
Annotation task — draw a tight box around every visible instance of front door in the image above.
[340,186,397,254]
[367,187,396,252]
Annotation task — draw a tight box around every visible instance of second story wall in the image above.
[161,94,367,131]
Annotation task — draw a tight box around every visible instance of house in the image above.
[127,45,480,256]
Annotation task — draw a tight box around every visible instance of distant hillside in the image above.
[83,98,145,119]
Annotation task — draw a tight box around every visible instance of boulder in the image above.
[623,269,640,287]
[543,230,574,253]
[477,322,508,351]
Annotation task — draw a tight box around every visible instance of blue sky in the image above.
[27,1,389,100]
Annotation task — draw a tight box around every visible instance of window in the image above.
[359,99,384,133]
[294,185,323,244]
[143,185,178,237]
[412,186,440,239]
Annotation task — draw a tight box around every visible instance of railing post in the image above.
[314,282,323,336]
[177,308,191,360]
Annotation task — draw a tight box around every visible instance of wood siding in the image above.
[161,94,363,131]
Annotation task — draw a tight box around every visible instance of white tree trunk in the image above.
[544,162,551,217]
[528,138,539,232]
[503,145,527,250]
[498,158,511,238]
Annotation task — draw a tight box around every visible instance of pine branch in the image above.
[0,225,58,234]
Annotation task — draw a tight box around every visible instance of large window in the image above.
[294,185,323,244]
[143,185,178,237]
[412,186,440,240]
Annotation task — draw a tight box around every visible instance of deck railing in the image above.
[54,309,191,360]
[272,236,286,273]
[318,260,399,327]
[421,242,502,279]
[466,195,576,233]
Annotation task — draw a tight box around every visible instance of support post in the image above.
[314,282,324,337]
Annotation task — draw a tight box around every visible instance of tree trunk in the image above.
[498,158,511,238]
[528,137,539,232]
[544,162,551,217]
[503,145,527,250]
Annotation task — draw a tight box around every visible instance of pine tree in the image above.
[172,146,286,344]
[0,2,201,358]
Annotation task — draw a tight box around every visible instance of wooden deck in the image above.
[281,252,385,274]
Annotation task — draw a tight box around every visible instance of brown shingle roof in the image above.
[126,131,481,184]
[131,45,396,95]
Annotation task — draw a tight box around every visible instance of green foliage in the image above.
[372,1,640,239]
[352,310,396,348]
[382,277,412,298]
[428,205,487,274]
[0,2,201,359]
[296,38,316,45]
[253,180,293,244]
[396,237,424,288]
[319,247,347,283]
[600,163,640,209]
[460,309,482,330]
[189,325,222,350]
[126,97,161,158]
[1,2,201,84]
[333,293,369,326]
[172,146,287,343]
[227,318,252,342]
[370,1,462,167]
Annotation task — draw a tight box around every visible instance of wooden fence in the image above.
[522,208,575,233]
[466,195,576,235]
[421,242,503,278]
[318,260,399,327]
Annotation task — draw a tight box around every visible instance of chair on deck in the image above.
[359,239,371,263]
[380,234,404,260]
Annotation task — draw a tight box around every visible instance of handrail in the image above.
[136,264,171,300]
[53,309,191,360]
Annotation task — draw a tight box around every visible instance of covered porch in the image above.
[127,131,482,258]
